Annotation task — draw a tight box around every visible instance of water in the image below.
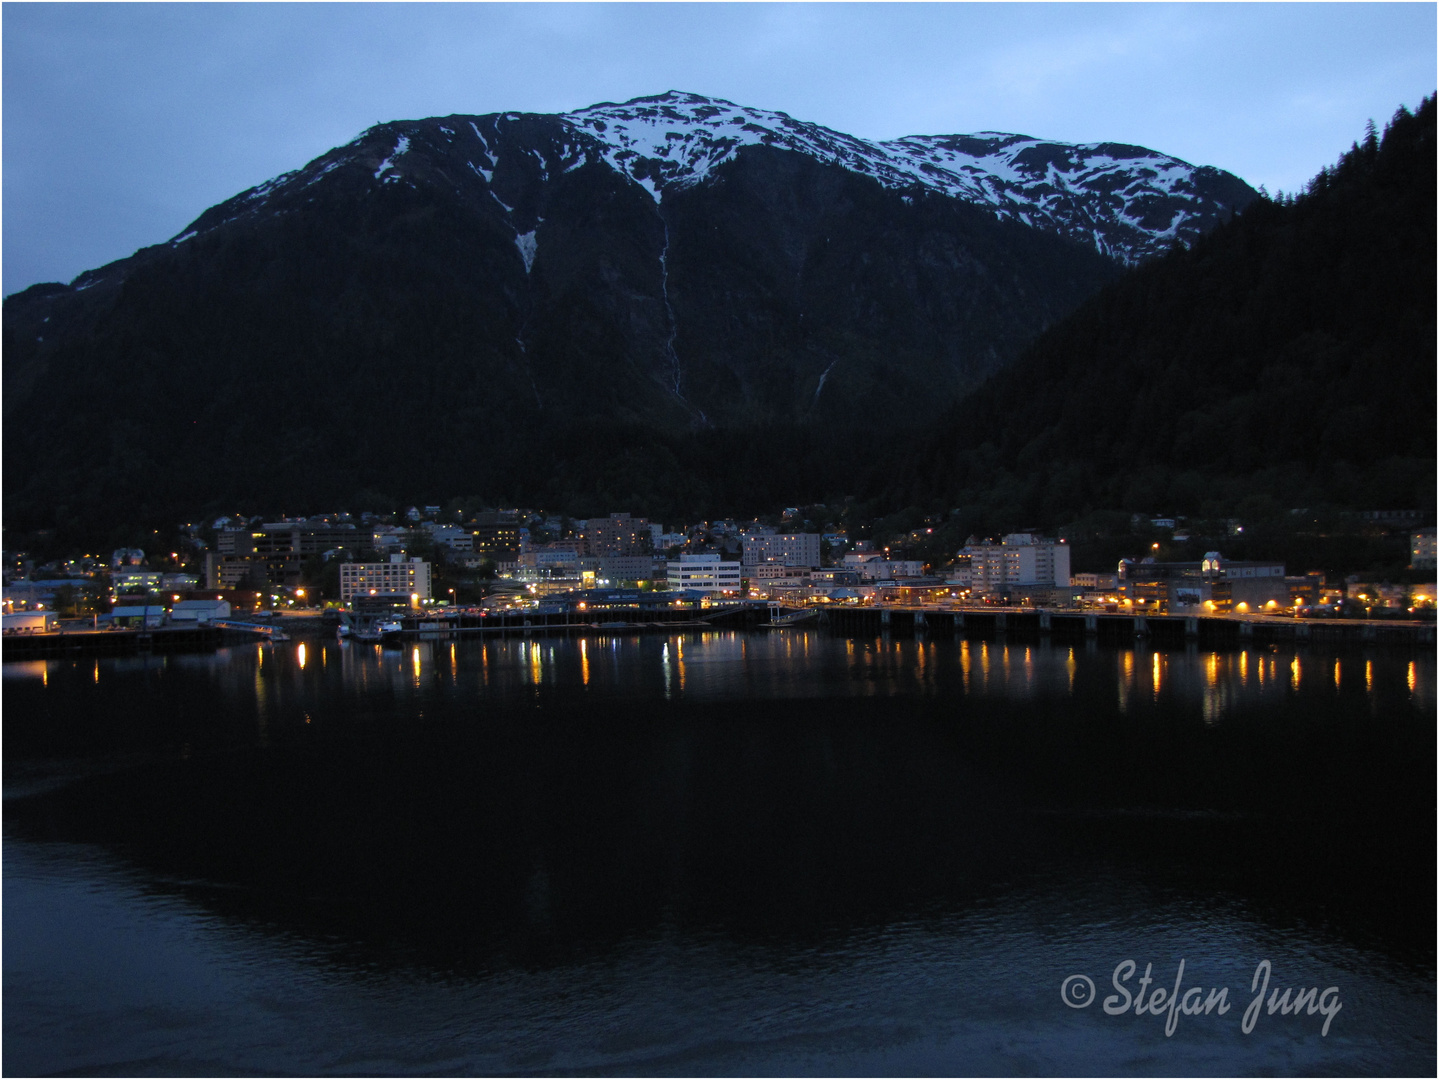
[4,631,1434,1075]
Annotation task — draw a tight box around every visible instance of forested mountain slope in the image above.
[880,97,1436,526]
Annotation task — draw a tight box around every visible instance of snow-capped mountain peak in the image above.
[558,91,1255,262]
[173,90,1255,266]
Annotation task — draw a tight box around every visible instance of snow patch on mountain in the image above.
[560,92,1251,262]
[515,230,538,273]
[374,134,410,181]
[176,91,1253,266]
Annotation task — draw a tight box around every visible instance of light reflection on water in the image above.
[3,631,1434,1076]
[5,632,1434,735]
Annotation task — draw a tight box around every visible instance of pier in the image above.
[385,602,1433,649]
[397,602,768,639]
[0,622,282,659]
[820,606,1436,648]
[5,604,1430,660]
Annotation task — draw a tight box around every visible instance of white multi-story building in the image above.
[425,522,475,552]
[741,532,822,568]
[842,553,924,580]
[112,568,164,593]
[340,556,431,603]
[666,553,742,595]
[960,534,1070,595]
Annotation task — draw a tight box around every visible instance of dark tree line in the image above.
[865,97,1435,531]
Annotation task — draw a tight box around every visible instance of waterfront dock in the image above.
[388,603,1434,649]
[820,606,1436,647]
[4,604,1430,660]
[0,622,282,659]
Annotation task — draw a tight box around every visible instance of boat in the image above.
[762,607,820,628]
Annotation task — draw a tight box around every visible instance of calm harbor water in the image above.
[4,630,1435,1076]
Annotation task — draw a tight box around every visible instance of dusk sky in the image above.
[4,2,1434,296]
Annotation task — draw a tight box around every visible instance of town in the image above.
[4,503,1434,640]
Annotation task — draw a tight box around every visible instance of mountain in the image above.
[163,90,1253,267]
[878,97,1436,530]
[3,92,1255,544]
[561,92,1254,263]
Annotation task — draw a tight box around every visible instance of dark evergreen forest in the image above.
[872,97,1435,533]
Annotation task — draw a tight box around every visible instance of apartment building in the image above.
[586,513,653,557]
[959,534,1071,596]
[212,520,361,588]
[339,556,431,604]
[741,532,821,568]
[470,511,523,559]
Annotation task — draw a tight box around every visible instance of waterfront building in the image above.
[666,553,742,595]
[109,604,167,628]
[512,570,585,597]
[1119,552,1286,612]
[2,610,60,633]
[1285,572,1327,607]
[339,556,431,604]
[1346,581,1408,609]
[959,534,1071,597]
[169,599,231,623]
